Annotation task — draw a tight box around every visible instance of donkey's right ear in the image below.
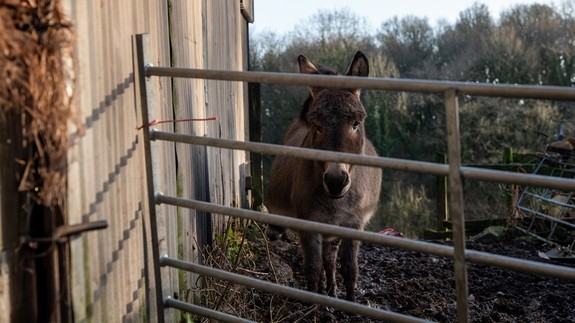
[298,55,318,75]
[298,55,320,96]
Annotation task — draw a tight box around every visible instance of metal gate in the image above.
[133,33,575,323]
[516,143,575,251]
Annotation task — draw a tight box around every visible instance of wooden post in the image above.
[502,147,513,164]
[248,83,263,210]
[502,147,517,222]
[0,110,35,323]
[435,152,448,231]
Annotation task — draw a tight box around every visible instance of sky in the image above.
[250,0,557,35]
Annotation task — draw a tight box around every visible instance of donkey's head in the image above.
[298,51,369,199]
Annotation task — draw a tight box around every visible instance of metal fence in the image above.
[133,33,575,323]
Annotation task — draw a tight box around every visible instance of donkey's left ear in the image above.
[345,51,369,97]
[345,51,369,77]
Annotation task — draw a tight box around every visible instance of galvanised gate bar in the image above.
[133,33,575,323]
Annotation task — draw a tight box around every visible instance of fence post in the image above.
[444,89,469,323]
[435,152,448,231]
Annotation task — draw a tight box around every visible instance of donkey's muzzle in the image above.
[323,163,351,199]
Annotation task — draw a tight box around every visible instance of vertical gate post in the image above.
[132,33,165,323]
[444,89,469,322]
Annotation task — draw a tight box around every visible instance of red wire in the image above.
[136,117,218,130]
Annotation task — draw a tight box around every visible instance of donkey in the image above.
[266,51,382,301]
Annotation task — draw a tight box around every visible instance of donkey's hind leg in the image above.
[340,239,360,301]
[322,238,340,297]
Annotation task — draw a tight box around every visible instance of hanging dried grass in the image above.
[0,0,77,207]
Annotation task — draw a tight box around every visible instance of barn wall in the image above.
[64,0,251,321]
[167,0,251,305]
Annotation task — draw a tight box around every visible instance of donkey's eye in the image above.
[352,121,361,132]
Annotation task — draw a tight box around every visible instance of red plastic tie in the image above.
[136,117,218,130]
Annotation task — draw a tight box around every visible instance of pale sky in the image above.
[250,0,557,35]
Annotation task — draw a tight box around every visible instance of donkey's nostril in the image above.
[323,170,351,198]
[342,171,350,185]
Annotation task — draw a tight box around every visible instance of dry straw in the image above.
[0,0,77,207]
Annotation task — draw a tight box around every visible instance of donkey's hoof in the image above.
[266,225,285,241]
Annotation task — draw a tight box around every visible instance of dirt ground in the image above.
[226,227,575,322]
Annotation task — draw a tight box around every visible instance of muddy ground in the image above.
[217,228,575,322]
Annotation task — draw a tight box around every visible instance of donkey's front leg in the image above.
[322,238,339,297]
[340,238,360,301]
[299,231,323,293]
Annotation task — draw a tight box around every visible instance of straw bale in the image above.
[0,0,77,207]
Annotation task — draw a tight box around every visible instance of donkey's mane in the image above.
[299,96,313,121]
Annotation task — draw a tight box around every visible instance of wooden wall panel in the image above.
[204,0,250,232]
[63,0,250,321]
[167,0,251,306]
[64,1,174,322]
[168,0,207,306]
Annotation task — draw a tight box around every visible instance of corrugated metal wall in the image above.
[64,1,251,321]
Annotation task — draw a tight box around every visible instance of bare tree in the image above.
[377,16,435,77]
